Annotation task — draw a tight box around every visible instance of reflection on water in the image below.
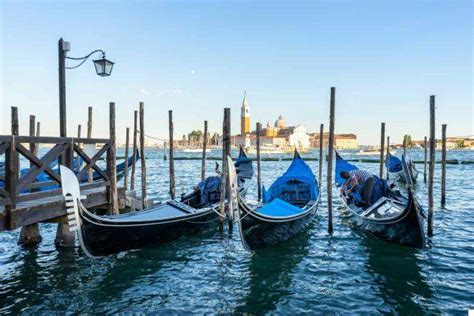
[0,149,473,314]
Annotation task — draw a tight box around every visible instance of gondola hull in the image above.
[238,199,318,250]
[341,191,425,248]
[78,204,221,257]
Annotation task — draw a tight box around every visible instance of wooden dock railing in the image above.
[0,135,114,230]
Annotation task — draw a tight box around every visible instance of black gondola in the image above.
[336,152,425,248]
[60,148,253,257]
[233,150,320,251]
[384,151,419,183]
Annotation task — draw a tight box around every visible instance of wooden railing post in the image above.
[108,102,118,214]
[19,115,42,245]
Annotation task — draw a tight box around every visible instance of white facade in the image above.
[288,125,310,148]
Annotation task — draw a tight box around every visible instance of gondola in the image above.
[60,148,253,257]
[384,151,419,183]
[232,150,319,251]
[336,152,425,248]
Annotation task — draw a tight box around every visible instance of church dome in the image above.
[274,115,286,128]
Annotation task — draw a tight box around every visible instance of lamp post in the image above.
[58,38,114,137]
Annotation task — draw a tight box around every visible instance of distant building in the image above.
[240,92,250,135]
[309,132,358,149]
[233,134,286,148]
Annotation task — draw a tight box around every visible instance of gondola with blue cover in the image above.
[236,150,319,251]
[60,148,253,257]
[385,151,419,183]
[336,152,425,248]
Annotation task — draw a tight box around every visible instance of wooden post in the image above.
[130,110,138,191]
[441,124,447,207]
[169,110,175,199]
[140,103,147,208]
[423,136,428,184]
[379,122,385,178]
[220,108,231,220]
[19,115,42,245]
[163,142,167,160]
[319,124,324,185]
[386,136,390,180]
[108,102,118,215]
[201,120,208,181]
[76,124,82,173]
[403,135,407,156]
[36,121,40,137]
[327,87,336,234]
[87,106,93,182]
[256,122,262,201]
[428,96,435,237]
[5,107,19,230]
[123,127,130,190]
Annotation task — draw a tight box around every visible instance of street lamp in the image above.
[58,37,114,137]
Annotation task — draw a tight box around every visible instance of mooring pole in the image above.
[441,124,447,207]
[428,96,435,237]
[319,124,324,185]
[108,102,118,215]
[386,136,390,180]
[19,115,42,245]
[130,110,138,191]
[201,120,208,181]
[77,124,81,138]
[220,108,231,221]
[327,87,336,234]
[36,121,40,137]
[424,136,428,184]
[124,127,130,190]
[169,110,175,199]
[379,122,385,178]
[256,122,262,201]
[87,106,93,182]
[403,135,407,157]
[76,124,82,173]
[163,142,167,161]
[140,103,147,208]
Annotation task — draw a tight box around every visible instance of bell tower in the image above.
[241,91,250,135]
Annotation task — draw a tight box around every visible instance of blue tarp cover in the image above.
[384,153,402,173]
[335,153,359,186]
[257,198,307,217]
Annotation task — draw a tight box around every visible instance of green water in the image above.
[1,149,473,314]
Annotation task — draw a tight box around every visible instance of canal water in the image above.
[1,149,473,314]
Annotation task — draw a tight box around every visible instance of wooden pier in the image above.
[0,105,128,245]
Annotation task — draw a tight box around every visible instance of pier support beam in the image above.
[18,114,42,246]
[54,216,75,248]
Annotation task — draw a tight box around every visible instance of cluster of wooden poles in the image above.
[116,89,447,237]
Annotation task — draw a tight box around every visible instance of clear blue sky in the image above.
[1,0,472,145]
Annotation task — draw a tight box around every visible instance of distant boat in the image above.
[356,148,396,156]
[384,152,419,183]
[183,148,211,153]
[245,147,283,154]
[60,147,253,257]
[336,152,425,248]
[234,150,320,251]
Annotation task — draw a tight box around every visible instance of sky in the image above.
[1,0,472,145]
